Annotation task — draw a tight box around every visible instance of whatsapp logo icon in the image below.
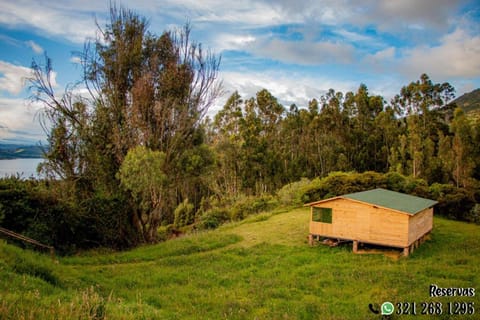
[381,301,395,315]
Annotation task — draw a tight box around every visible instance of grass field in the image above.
[1,207,479,319]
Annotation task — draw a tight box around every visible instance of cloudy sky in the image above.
[0,0,479,144]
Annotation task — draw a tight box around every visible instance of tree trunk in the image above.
[145,206,162,243]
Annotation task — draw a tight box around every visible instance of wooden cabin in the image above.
[306,188,437,256]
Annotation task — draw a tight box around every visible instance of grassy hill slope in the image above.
[1,208,479,319]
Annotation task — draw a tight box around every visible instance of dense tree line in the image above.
[1,5,478,251]
[210,75,479,195]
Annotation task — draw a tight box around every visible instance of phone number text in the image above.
[395,301,475,316]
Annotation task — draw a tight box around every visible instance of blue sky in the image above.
[0,0,479,144]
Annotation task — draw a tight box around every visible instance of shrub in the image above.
[0,177,139,254]
[402,176,430,197]
[78,195,139,251]
[157,224,179,241]
[427,183,475,220]
[277,178,315,206]
[432,188,475,220]
[277,172,478,224]
[174,199,195,228]
[300,171,389,205]
[466,204,480,224]
[0,203,4,224]
[384,171,407,192]
[230,195,278,220]
[429,183,456,199]
[197,208,230,230]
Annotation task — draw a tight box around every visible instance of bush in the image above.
[157,224,180,241]
[402,176,430,197]
[277,178,315,206]
[0,203,4,224]
[78,195,139,250]
[277,172,478,224]
[0,178,73,251]
[300,171,388,205]
[466,204,480,224]
[429,184,475,220]
[230,195,278,220]
[0,177,139,254]
[384,171,407,191]
[174,199,195,228]
[197,208,230,230]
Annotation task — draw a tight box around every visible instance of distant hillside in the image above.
[453,88,480,114]
[0,144,44,159]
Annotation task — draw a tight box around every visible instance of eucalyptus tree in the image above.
[211,91,244,196]
[450,108,476,187]
[391,74,455,180]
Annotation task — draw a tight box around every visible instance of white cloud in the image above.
[0,0,478,123]
[0,0,99,43]
[213,30,355,66]
[373,0,466,32]
[0,61,32,95]
[333,29,374,43]
[187,0,287,26]
[217,70,359,112]
[0,34,44,54]
[26,40,44,54]
[0,97,45,142]
[400,28,480,79]
[214,34,256,51]
[374,47,396,61]
[253,39,355,65]
[0,0,472,47]
[70,56,82,64]
[359,25,480,93]
[364,47,396,71]
[256,0,467,35]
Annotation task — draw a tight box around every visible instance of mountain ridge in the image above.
[0,144,44,159]
[453,88,480,114]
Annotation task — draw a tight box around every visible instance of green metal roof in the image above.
[343,188,437,215]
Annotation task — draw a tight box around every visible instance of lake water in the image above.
[0,158,44,179]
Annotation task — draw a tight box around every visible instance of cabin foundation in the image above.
[353,240,358,253]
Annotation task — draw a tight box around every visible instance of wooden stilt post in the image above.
[353,240,358,253]
[403,246,409,257]
[308,234,313,246]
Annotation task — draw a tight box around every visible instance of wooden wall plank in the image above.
[310,198,411,247]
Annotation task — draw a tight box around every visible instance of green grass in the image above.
[1,208,479,319]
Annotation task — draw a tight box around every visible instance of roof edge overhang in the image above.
[303,196,342,207]
[304,196,437,216]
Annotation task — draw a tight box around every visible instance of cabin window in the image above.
[312,207,332,223]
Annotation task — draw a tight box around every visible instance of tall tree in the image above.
[30,4,221,242]
[211,91,244,196]
[391,74,455,181]
[450,108,475,187]
[348,84,384,172]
